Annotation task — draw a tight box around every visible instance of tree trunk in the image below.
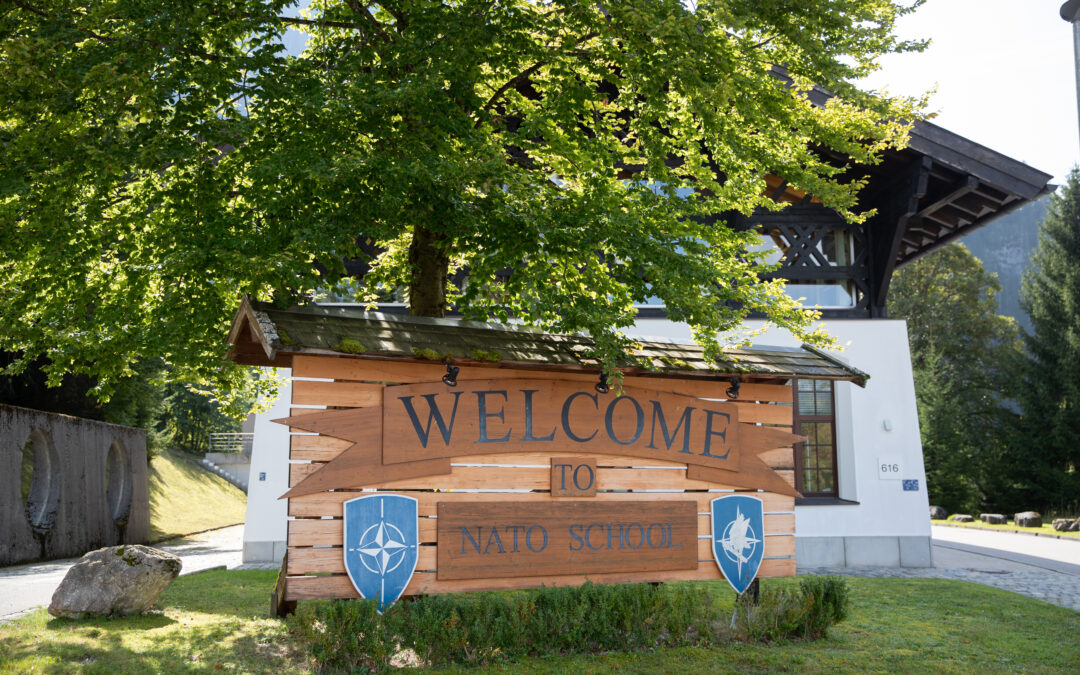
[408,224,450,317]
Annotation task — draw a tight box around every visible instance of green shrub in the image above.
[735,576,851,643]
[290,578,851,670]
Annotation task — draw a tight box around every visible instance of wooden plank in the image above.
[436,501,697,580]
[284,558,797,600]
[291,435,352,461]
[288,545,438,575]
[551,457,597,497]
[285,535,792,576]
[291,355,792,402]
[289,517,440,546]
[733,402,792,426]
[289,489,794,518]
[289,407,326,417]
[289,464,728,491]
[759,447,795,470]
[288,512,795,548]
[292,380,383,407]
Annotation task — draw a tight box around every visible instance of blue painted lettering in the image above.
[573,464,594,490]
[399,392,462,448]
[568,524,585,551]
[623,523,644,549]
[561,391,599,442]
[702,410,732,459]
[646,401,695,454]
[523,390,556,441]
[484,526,505,554]
[476,390,511,443]
[525,525,548,552]
[605,396,644,446]
[460,526,483,554]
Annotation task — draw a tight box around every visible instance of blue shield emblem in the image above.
[711,495,764,595]
[343,494,419,612]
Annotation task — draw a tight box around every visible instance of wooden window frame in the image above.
[792,378,839,498]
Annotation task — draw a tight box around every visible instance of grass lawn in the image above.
[933,518,1080,540]
[149,449,247,542]
[1,572,1077,673]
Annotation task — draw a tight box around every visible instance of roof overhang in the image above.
[226,297,869,387]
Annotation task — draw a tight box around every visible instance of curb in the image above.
[932,521,1080,542]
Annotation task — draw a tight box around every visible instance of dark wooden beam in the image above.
[917,176,979,219]
[867,157,932,314]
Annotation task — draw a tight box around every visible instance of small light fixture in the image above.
[596,372,610,394]
[442,360,459,387]
[726,376,741,400]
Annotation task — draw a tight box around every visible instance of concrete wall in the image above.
[0,405,149,566]
[629,318,932,568]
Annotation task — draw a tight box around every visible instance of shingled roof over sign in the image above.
[226,297,869,386]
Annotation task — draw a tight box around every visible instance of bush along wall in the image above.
[289,578,851,671]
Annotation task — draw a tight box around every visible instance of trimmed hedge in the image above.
[290,577,851,671]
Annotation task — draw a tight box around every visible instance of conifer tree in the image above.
[1018,170,1080,513]
[888,243,1022,513]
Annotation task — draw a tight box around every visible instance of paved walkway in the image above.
[0,525,259,625]
[802,525,1080,612]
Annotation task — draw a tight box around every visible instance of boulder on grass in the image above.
[929,506,948,520]
[980,513,1007,525]
[49,545,182,619]
[1071,519,1080,532]
[949,514,974,522]
[1014,511,1042,528]
[1053,518,1073,532]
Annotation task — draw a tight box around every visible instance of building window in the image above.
[792,379,838,496]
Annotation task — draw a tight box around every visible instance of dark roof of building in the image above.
[226,297,869,386]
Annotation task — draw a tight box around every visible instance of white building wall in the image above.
[242,373,292,563]
[628,318,932,567]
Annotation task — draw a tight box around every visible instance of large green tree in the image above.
[888,243,1022,514]
[0,0,925,403]
[1018,169,1080,513]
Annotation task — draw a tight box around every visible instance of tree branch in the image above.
[344,0,393,42]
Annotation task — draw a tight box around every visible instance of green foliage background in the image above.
[888,243,1022,514]
[0,0,926,406]
[1017,168,1080,514]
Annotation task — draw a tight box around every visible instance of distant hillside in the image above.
[958,196,1050,334]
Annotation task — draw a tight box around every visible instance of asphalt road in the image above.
[0,525,249,624]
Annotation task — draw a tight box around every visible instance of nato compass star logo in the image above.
[711,495,765,595]
[343,494,419,612]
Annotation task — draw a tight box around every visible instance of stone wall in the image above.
[1,405,150,566]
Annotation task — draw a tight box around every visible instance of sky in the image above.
[282,0,1078,184]
[863,0,1076,184]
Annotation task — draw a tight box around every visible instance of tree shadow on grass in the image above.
[2,619,297,674]
[45,612,176,632]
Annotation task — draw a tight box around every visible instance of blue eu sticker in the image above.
[902,479,919,492]
[711,495,765,595]
[343,494,419,612]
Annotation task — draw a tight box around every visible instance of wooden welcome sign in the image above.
[277,354,801,605]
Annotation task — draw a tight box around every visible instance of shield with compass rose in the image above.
[710,495,764,595]
[343,494,419,612]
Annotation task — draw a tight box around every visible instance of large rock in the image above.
[980,513,1007,525]
[1053,518,1073,532]
[1014,511,1042,528]
[949,514,974,523]
[929,505,948,520]
[49,545,182,619]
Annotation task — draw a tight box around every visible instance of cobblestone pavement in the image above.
[0,525,250,624]
[802,534,1080,613]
